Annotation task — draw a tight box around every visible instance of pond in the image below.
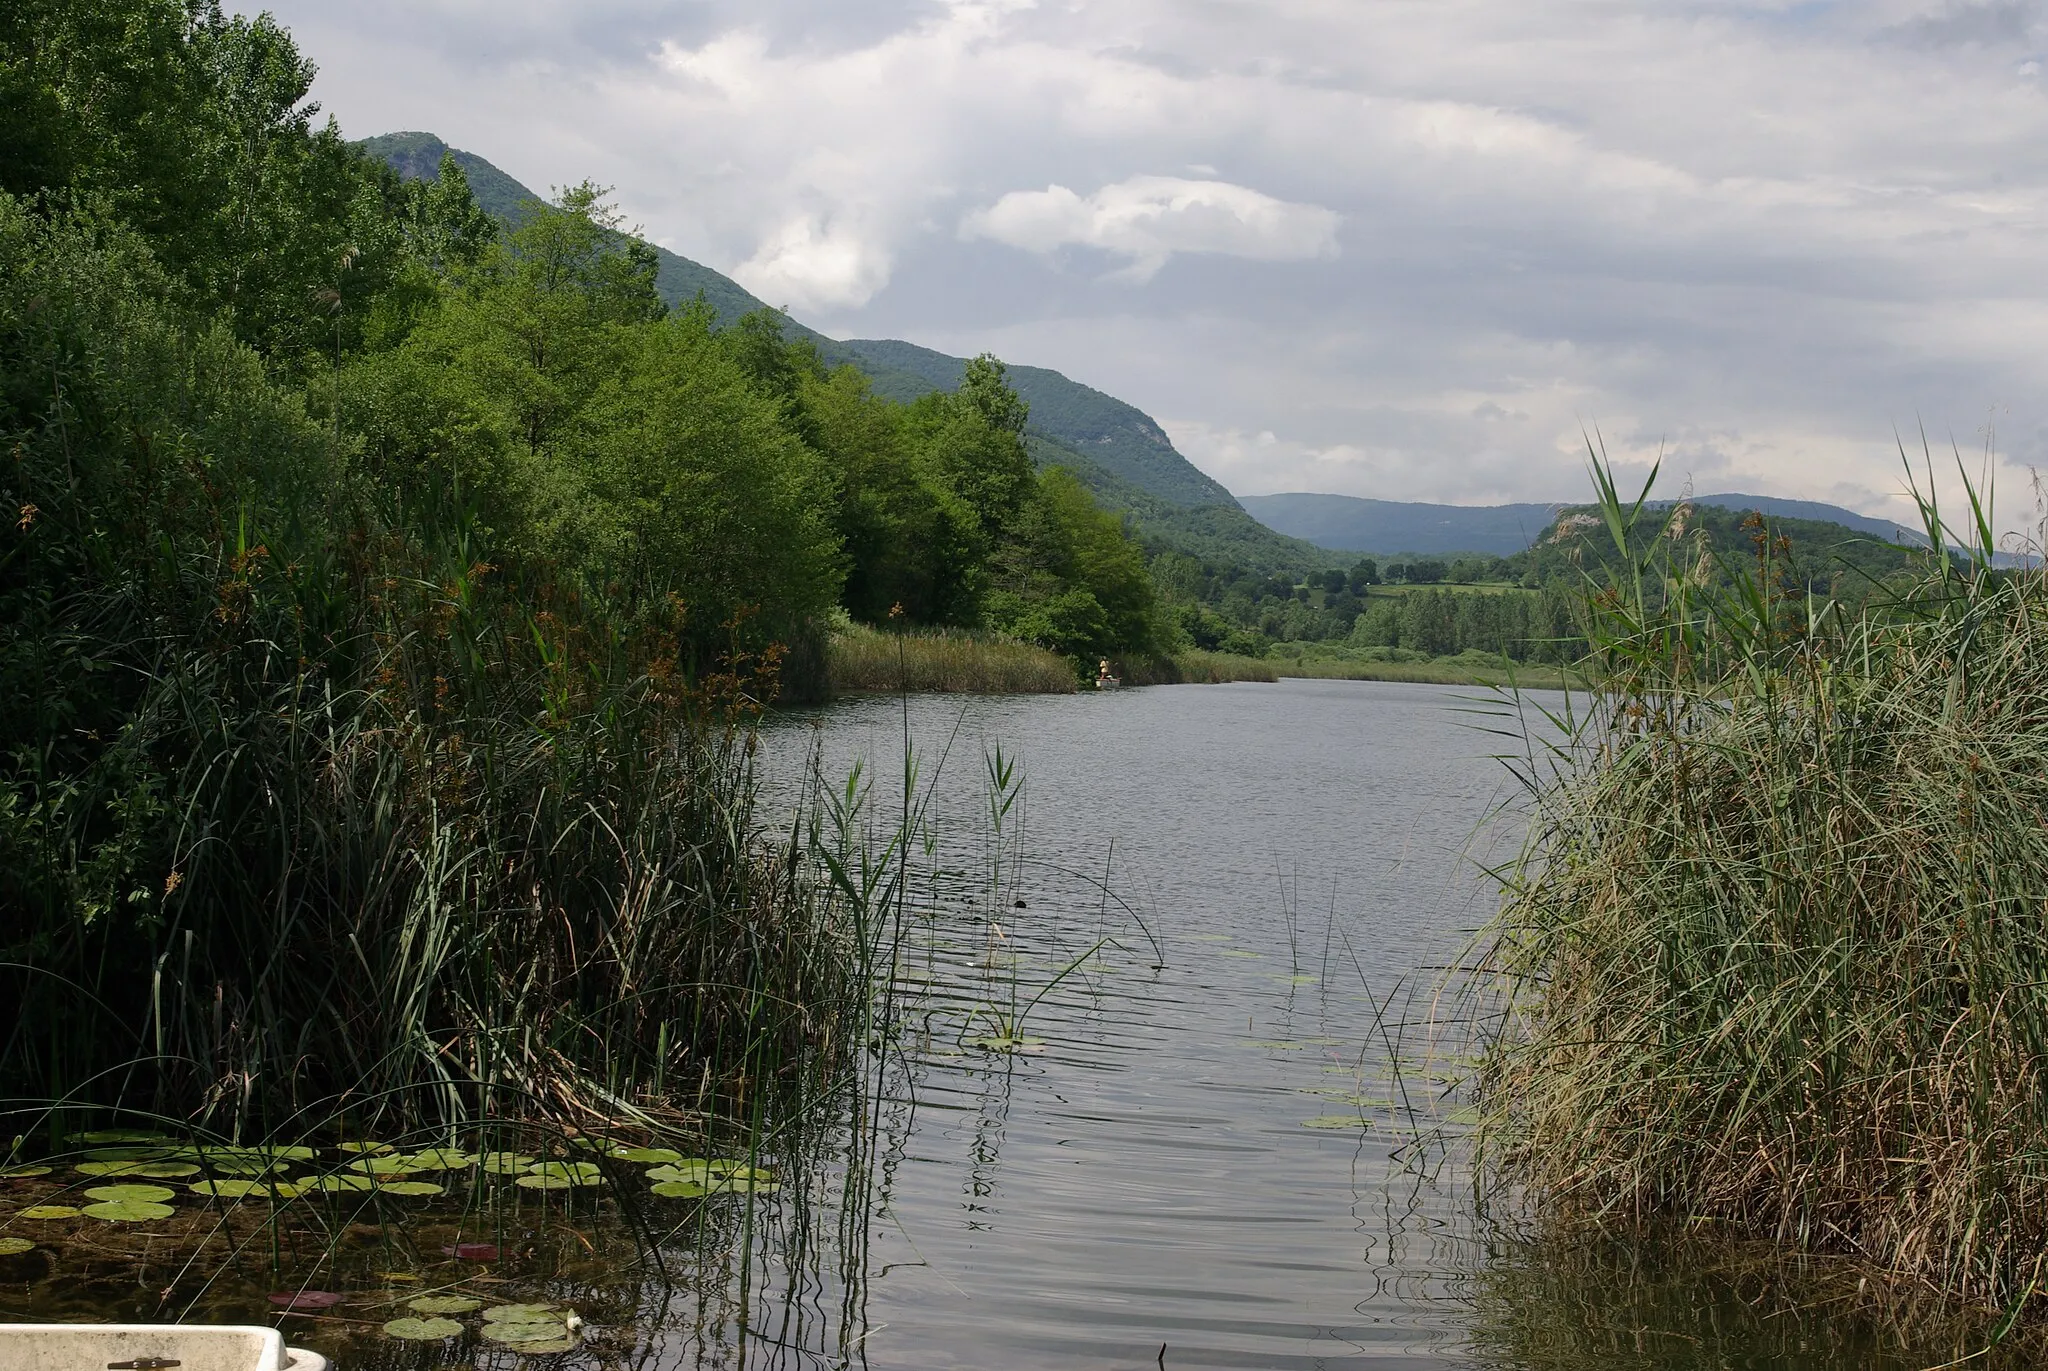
[0,679,2023,1368]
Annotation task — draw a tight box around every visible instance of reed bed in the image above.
[1167,650,1279,684]
[1475,455,2048,1313]
[826,624,1077,694]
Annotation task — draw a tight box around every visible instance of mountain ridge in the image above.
[1240,490,1920,558]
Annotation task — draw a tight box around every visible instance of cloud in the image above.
[961,176,1339,280]
[260,0,2048,535]
[732,214,893,311]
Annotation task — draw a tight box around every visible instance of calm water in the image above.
[755,678,1525,1369]
[3,679,2019,1369]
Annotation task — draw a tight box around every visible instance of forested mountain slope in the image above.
[362,132,1331,574]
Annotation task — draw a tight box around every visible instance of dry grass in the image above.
[1167,651,1279,684]
[827,625,1078,695]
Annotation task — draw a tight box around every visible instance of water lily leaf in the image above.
[269,1291,343,1311]
[335,1141,393,1155]
[649,1180,707,1199]
[613,1147,683,1164]
[707,1162,772,1181]
[644,1161,712,1184]
[75,1161,198,1178]
[75,1130,170,1144]
[477,1153,533,1175]
[373,1180,443,1197]
[524,1161,602,1183]
[480,1322,565,1347]
[513,1174,571,1191]
[0,1166,53,1178]
[382,1316,463,1341]
[303,1174,375,1193]
[254,1145,317,1161]
[405,1148,473,1171]
[346,1155,425,1176]
[189,1179,275,1199]
[709,1176,780,1196]
[19,1205,80,1220]
[482,1303,557,1320]
[201,1158,291,1178]
[84,1184,176,1203]
[0,1237,35,1255]
[409,1295,483,1315]
[82,1199,176,1221]
[82,1147,172,1161]
[1301,1115,1371,1130]
[500,1337,576,1354]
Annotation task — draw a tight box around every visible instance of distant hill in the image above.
[1241,489,1920,558]
[360,132,1328,575]
[359,132,781,331]
[1237,493,1562,557]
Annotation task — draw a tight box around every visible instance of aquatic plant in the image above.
[1475,443,2048,1314]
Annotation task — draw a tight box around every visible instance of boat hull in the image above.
[0,1324,327,1371]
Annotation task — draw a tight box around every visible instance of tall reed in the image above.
[826,623,1076,694]
[1475,448,2048,1311]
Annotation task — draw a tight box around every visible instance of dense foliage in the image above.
[0,0,1162,1134]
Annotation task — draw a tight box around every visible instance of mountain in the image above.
[1240,490,1920,558]
[1236,493,1562,557]
[361,132,1330,574]
[360,132,782,332]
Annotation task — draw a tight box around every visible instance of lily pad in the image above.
[408,1295,484,1315]
[523,1161,602,1183]
[0,1166,53,1179]
[269,1291,343,1311]
[613,1147,683,1164]
[513,1174,572,1192]
[83,1147,172,1161]
[373,1180,443,1197]
[75,1130,170,1145]
[334,1141,394,1155]
[19,1205,80,1220]
[644,1161,712,1184]
[81,1199,176,1221]
[0,1237,35,1255]
[382,1316,463,1342]
[710,1175,780,1195]
[201,1158,290,1178]
[405,1148,473,1171]
[346,1155,425,1176]
[189,1179,275,1199]
[303,1174,375,1193]
[1301,1115,1370,1130]
[75,1161,198,1179]
[482,1303,558,1320]
[649,1180,707,1199]
[480,1321,566,1347]
[477,1153,533,1175]
[84,1184,176,1203]
[499,1336,576,1354]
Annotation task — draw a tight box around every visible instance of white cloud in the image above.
[733,214,893,310]
[962,176,1339,281]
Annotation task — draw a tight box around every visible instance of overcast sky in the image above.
[266,0,2048,537]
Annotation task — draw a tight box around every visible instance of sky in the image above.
[266,0,2048,540]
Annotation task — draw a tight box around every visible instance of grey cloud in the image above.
[1880,1,2040,48]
